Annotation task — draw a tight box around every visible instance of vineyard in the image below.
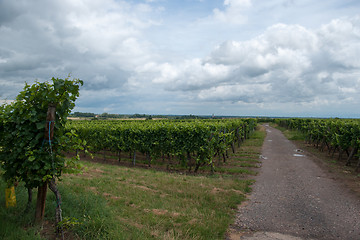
[1,110,263,239]
[1,80,360,240]
[66,118,257,172]
[275,118,360,171]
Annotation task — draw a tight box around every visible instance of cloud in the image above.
[150,16,360,107]
[198,83,271,103]
[150,59,233,91]
[318,18,360,68]
[1,0,360,117]
[212,0,252,25]
[0,0,158,98]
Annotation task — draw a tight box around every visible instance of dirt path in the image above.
[228,124,360,240]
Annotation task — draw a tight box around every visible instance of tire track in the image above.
[228,124,360,240]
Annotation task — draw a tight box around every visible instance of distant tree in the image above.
[71,112,96,118]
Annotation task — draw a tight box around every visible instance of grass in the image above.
[272,124,306,141]
[0,185,43,240]
[0,126,266,240]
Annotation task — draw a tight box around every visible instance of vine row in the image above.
[66,119,257,172]
[275,118,360,171]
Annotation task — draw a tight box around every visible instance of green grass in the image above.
[0,165,252,240]
[220,125,265,174]
[0,126,266,240]
[215,167,256,175]
[272,124,306,141]
[0,184,43,240]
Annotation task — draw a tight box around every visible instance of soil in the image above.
[227,124,360,240]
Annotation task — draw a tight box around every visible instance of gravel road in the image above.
[228,124,360,240]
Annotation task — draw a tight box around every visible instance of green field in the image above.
[0,126,265,240]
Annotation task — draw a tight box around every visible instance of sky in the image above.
[1,0,360,118]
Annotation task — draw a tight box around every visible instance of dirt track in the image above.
[228,124,360,240]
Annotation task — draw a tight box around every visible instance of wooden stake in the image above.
[35,182,48,223]
[35,104,56,223]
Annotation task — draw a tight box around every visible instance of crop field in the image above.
[275,118,360,171]
[2,115,360,239]
[0,119,266,240]
[65,119,257,173]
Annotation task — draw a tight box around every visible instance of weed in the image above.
[58,217,82,230]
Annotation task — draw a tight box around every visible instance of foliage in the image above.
[0,124,265,239]
[67,119,257,171]
[70,112,96,118]
[275,118,360,169]
[275,118,360,150]
[0,77,83,188]
[57,217,82,230]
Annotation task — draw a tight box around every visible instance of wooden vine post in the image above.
[35,104,56,223]
[34,183,48,222]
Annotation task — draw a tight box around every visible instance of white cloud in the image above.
[198,83,271,103]
[1,0,360,117]
[150,59,233,90]
[0,0,158,97]
[213,0,252,24]
[318,17,360,68]
[149,16,360,108]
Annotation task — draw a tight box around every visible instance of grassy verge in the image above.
[0,126,266,240]
[272,124,306,141]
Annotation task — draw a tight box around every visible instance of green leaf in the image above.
[36,122,44,130]
[0,76,83,188]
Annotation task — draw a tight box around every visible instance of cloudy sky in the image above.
[1,0,360,117]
